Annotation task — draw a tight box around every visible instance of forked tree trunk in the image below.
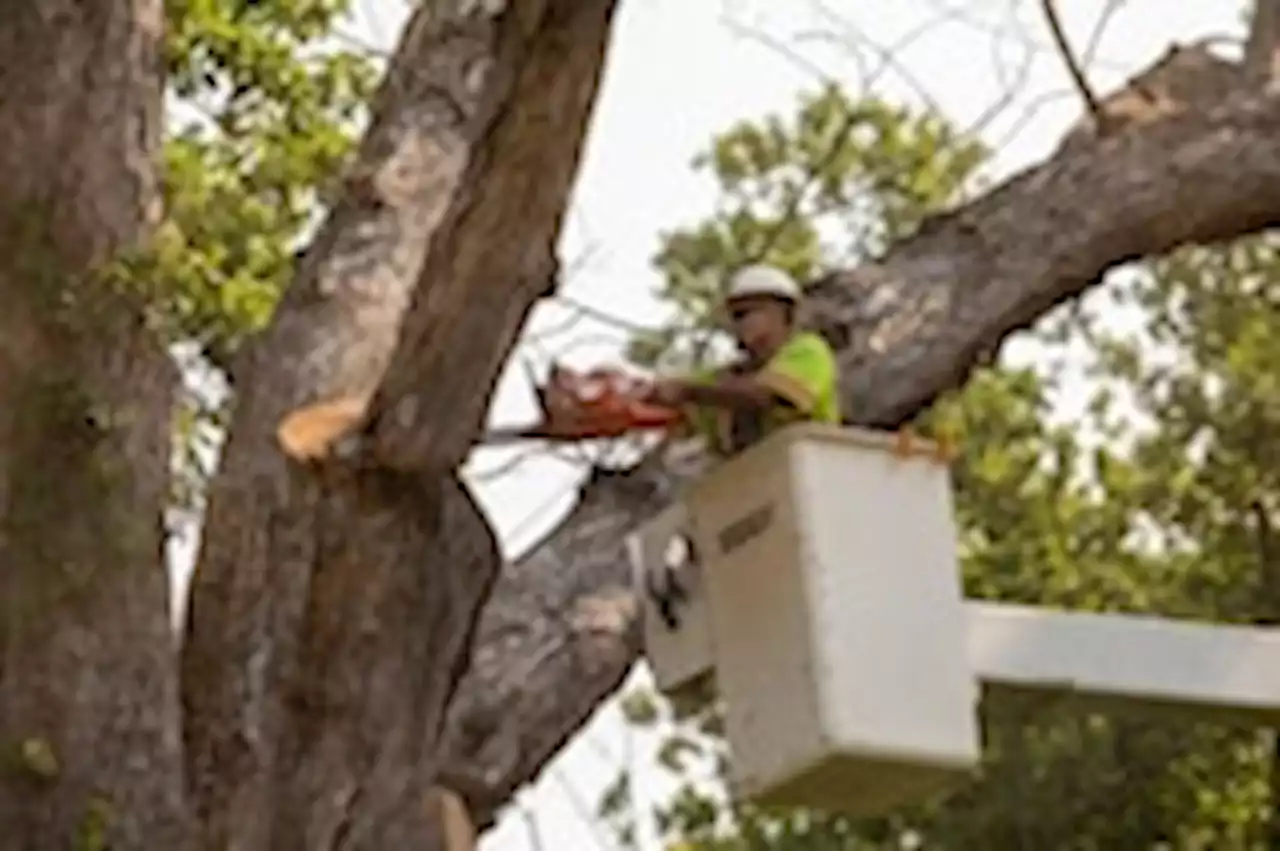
[179,3,618,849]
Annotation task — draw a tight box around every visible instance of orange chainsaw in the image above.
[480,364,684,446]
[277,363,685,460]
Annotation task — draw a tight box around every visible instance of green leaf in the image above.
[656,733,704,774]
[619,688,661,727]
[597,771,631,820]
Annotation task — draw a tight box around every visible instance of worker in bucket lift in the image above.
[646,263,841,457]
[642,264,840,631]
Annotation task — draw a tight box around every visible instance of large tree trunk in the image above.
[180,2,617,848]
[0,2,188,849]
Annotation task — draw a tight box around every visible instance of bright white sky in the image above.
[173,1,1247,849]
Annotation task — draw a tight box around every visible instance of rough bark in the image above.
[1056,42,1242,152]
[180,2,618,849]
[436,458,705,828]
[0,2,187,849]
[436,63,1280,831]
[181,6,496,841]
[366,2,616,473]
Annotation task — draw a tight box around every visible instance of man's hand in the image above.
[648,372,775,413]
[682,374,774,412]
[647,378,689,407]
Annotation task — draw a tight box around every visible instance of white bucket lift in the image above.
[631,422,1280,818]
[628,501,713,700]
[635,423,981,815]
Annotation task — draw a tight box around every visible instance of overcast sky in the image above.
[175,2,1249,849]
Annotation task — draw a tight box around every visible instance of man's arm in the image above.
[652,333,835,414]
[754,333,835,416]
[674,373,776,412]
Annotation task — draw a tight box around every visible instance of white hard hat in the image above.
[724,264,802,304]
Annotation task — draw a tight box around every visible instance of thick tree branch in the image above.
[820,80,1280,429]
[436,465,692,826]
[364,1,618,473]
[440,76,1280,828]
[240,5,502,422]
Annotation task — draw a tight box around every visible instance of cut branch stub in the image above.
[265,4,509,464]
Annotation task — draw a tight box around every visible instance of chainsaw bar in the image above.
[472,364,682,448]
[475,418,675,448]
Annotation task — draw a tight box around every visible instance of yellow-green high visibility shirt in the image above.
[683,330,841,457]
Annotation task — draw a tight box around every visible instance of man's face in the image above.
[726,295,789,359]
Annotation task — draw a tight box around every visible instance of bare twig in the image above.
[1081,0,1128,68]
[549,768,623,851]
[524,237,656,345]
[524,309,590,345]
[330,27,394,61]
[966,32,1037,138]
[720,12,836,86]
[467,445,584,483]
[801,1,945,115]
[1246,0,1280,83]
[990,87,1079,152]
[552,296,660,336]
[1040,0,1106,127]
[541,332,634,362]
[516,800,547,851]
[907,0,1132,73]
